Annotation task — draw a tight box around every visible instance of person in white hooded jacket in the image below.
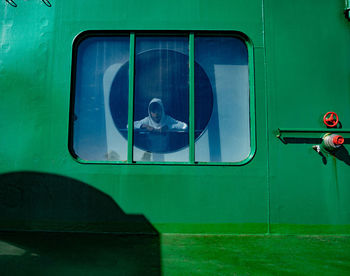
[134,98,188,133]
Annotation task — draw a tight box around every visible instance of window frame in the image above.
[69,31,256,165]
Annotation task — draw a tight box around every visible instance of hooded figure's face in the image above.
[149,103,162,123]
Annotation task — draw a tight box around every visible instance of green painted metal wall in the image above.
[264,0,350,234]
[0,0,349,235]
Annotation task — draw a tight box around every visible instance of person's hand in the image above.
[141,124,154,132]
[159,125,168,133]
[152,126,168,134]
[151,125,168,134]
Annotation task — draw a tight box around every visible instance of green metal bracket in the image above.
[276,128,350,143]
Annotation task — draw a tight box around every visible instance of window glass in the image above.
[71,33,251,164]
[194,37,250,162]
[73,36,129,161]
[133,37,189,162]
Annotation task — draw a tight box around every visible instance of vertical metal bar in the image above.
[189,33,195,163]
[127,33,135,163]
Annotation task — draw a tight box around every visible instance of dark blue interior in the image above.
[110,49,213,153]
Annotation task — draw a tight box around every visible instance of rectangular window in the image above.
[70,32,253,164]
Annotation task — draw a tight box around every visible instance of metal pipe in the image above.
[277,128,350,134]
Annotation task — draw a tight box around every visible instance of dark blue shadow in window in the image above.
[110,49,213,153]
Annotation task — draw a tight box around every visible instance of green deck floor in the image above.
[0,232,349,275]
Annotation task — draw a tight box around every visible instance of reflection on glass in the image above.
[134,98,188,153]
[134,98,188,132]
[195,37,250,162]
[72,34,251,164]
[73,37,129,161]
[133,37,189,162]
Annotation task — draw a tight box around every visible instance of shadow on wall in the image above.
[0,171,157,233]
[0,171,161,275]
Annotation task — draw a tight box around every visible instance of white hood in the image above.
[147,98,166,129]
[134,98,188,130]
